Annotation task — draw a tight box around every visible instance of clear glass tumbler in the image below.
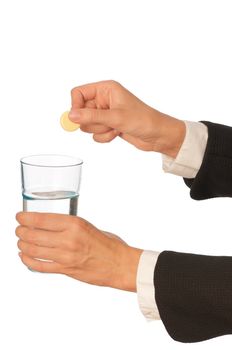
[20,154,83,271]
[20,154,83,216]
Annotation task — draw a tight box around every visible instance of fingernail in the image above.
[69,110,81,122]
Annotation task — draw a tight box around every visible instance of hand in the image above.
[15,212,143,292]
[69,80,186,158]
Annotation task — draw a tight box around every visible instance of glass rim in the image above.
[20,154,83,168]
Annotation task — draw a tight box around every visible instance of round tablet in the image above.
[60,111,80,132]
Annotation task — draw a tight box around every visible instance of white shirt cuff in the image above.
[162,121,208,178]
[136,250,160,321]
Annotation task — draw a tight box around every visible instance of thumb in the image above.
[69,108,124,129]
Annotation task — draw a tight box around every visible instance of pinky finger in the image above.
[19,253,62,274]
[93,130,120,143]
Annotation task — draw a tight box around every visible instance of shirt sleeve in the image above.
[136,250,161,320]
[162,121,208,178]
[136,121,209,321]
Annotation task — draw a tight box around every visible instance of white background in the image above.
[0,0,232,348]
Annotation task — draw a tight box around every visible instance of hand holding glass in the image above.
[20,154,82,270]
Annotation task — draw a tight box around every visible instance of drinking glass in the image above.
[20,154,83,215]
[20,154,83,271]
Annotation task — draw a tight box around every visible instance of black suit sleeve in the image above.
[154,122,232,342]
[184,121,232,200]
[154,251,232,343]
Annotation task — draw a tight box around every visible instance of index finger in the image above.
[71,80,112,108]
[16,212,71,231]
[71,83,97,107]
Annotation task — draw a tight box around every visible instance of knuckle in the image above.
[75,215,86,227]
[77,217,90,231]
[17,239,22,249]
[68,217,79,232]
[63,237,77,251]
[15,225,23,237]
[60,232,77,252]
[63,252,76,265]
[107,79,119,87]
[62,217,90,250]
[71,86,78,97]
[67,230,80,250]
[16,226,34,243]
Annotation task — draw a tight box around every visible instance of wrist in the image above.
[115,245,143,293]
[153,112,186,158]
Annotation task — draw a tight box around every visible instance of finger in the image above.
[93,130,120,143]
[80,124,112,134]
[84,99,96,109]
[69,108,125,131]
[15,225,63,248]
[71,84,97,107]
[71,80,115,107]
[70,88,85,109]
[18,240,73,265]
[16,212,73,231]
[19,252,62,273]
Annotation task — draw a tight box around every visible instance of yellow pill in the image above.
[60,111,80,132]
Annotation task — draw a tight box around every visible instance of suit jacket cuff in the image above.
[184,121,232,199]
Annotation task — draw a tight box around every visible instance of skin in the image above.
[16,212,142,292]
[16,80,186,292]
[69,80,186,158]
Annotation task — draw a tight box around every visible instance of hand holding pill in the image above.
[68,80,186,158]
